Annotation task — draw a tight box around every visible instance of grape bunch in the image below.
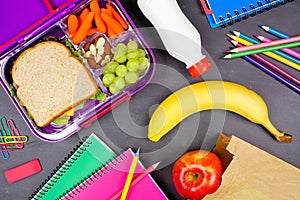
[102,40,149,94]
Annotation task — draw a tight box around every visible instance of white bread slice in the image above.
[12,41,98,127]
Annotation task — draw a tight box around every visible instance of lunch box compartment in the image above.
[0,0,155,142]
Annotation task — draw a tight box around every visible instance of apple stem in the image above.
[188,172,200,182]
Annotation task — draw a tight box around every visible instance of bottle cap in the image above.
[187,56,211,78]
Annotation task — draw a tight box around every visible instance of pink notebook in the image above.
[62,149,168,200]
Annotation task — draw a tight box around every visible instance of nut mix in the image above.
[81,35,112,69]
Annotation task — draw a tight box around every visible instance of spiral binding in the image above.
[219,0,294,27]
[28,138,92,200]
[61,151,128,200]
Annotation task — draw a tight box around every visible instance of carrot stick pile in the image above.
[67,0,128,44]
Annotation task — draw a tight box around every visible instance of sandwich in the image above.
[12,41,99,127]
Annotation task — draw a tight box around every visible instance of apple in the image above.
[172,150,223,200]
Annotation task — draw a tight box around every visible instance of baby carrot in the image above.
[90,0,106,34]
[107,27,117,39]
[95,13,107,33]
[90,0,100,14]
[101,8,112,16]
[87,28,99,36]
[101,12,124,35]
[78,8,90,26]
[72,11,95,44]
[67,14,79,34]
[106,4,128,29]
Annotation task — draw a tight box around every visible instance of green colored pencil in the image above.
[224,41,300,59]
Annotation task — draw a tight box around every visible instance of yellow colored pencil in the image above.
[120,148,140,200]
[227,34,300,71]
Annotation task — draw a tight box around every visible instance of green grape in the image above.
[137,49,146,57]
[103,61,119,74]
[115,65,127,77]
[114,53,127,63]
[102,73,115,86]
[138,57,149,71]
[114,42,128,63]
[125,71,139,84]
[126,59,139,72]
[109,83,119,94]
[116,43,127,53]
[127,40,138,51]
[127,50,140,60]
[113,77,125,90]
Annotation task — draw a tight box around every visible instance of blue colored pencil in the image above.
[259,25,290,39]
[231,31,300,64]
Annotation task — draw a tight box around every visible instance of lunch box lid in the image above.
[0,0,86,55]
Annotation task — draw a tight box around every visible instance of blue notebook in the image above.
[199,0,289,28]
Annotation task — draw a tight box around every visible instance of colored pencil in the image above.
[229,35,300,53]
[228,39,300,94]
[110,162,161,200]
[231,31,299,62]
[120,148,140,200]
[259,25,290,39]
[229,39,300,87]
[226,34,300,71]
[254,34,300,60]
[231,31,259,44]
[224,42,300,62]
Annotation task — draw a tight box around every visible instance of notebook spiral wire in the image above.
[220,0,294,27]
[62,151,128,200]
[28,139,90,200]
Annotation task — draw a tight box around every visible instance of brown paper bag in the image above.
[203,133,300,200]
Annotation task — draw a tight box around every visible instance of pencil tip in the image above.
[261,25,269,31]
[229,39,238,47]
[254,35,264,41]
[230,48,238,53]
[152,162,161,169]
[227,38,234,44]
[223,54,231,59]
[259,36,265,40]
[232,30,240,36]
[135,147,140,156]
[226,34,236,40]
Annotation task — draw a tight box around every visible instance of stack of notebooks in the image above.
[199,0,293,28]
[29,133,168,200]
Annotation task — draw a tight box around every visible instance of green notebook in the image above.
[30,133,116,200]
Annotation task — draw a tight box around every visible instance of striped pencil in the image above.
[228,39,300,94]
[229,39,300,86]
[229,35,300,53]
[227,34,300,71]
[254,34,300,60]
[231,31,299,62]
[259,25,290,39]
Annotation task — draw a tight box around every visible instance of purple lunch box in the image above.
[0,0,156,142]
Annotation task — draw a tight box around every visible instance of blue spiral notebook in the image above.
[199,0,290,28]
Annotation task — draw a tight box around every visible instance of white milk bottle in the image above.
[137,0,211,78]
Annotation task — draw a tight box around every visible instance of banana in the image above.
[148,81,291,142]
